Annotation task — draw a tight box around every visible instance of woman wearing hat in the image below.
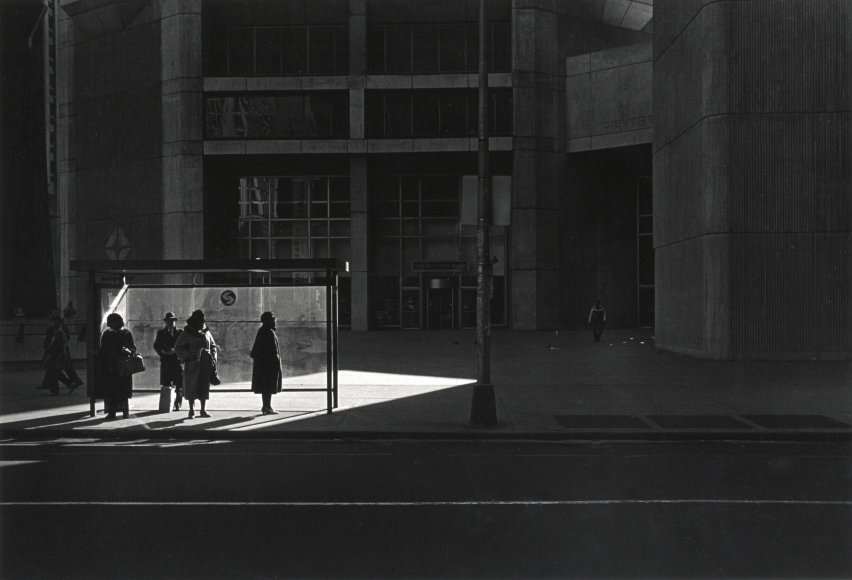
[153,312,184,411]
[173,309,218,419]
[250,311,283,415]
[98,312,137,420]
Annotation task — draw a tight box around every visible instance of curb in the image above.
[1,428,850,444]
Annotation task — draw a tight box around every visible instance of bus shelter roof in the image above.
[70,259,349,275]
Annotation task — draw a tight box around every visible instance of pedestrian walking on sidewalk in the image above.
[250,311,283,415]
[98,313,136,420]
[174,310,217,419]
[14,306,25,353]
[588,300,607,343]
[153,312,184,411]
[40,310,76,395]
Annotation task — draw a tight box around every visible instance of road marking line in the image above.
[1,500,849,506]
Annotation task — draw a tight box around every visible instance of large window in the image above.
[205,93,349,139]
[226,26,349,76]
[372,175,506,329]
[225,176,351,326]
[232,176,350,263]
[365,89,512,138]
[367,22,510,74]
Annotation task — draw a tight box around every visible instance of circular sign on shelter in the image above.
[220,290,237,306]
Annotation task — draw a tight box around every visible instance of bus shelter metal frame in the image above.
[70,259,347,417]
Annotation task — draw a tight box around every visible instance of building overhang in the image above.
[59,0,149,39]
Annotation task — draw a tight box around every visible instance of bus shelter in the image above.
[70,259,347,417]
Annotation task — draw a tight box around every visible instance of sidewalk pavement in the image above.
[1,329,850,441]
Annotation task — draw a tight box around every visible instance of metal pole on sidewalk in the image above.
[470,0,498,428]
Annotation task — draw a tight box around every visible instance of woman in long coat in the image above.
[98,313,136,420]
[174,309,217,419]
[250,311,283,415]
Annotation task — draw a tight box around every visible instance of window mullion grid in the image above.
[417,177,422,261]
[266,190,272,259]
[437,91,442,136]
[437,24,441,73]
[397,176,403,324]
[307,177,312,258]
[382,91,388,138]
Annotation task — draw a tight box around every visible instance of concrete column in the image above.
[349,0,367,76]
[161,0,203,265]
[57,8,83,316]
[348,0,366,139]
[510,0,562,329]
[349,0,369,329]
[654,0,851,360]
[349,156,370,330]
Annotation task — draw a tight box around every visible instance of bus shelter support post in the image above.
[332,271,339,408]
[326,270,333,414]
[87,271,97,417]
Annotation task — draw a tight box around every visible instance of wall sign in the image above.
[413,261,467,273]
[220,290,237,306]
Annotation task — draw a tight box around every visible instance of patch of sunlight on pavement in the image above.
[281,370,475,386]
[0,460,43,467]
[0,370,475,433]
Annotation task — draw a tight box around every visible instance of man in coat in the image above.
[250,311,283,415]
[153,312,184,411]
[174,310,217,419]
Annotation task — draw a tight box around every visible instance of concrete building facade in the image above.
[55,0,850,360]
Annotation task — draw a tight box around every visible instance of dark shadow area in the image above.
[562,144,653,329]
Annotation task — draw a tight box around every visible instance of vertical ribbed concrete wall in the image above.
[654,0,851,359]
[59,0,204,315]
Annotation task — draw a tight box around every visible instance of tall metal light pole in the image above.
[470,0,498,428]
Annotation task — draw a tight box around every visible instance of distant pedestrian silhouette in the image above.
[40,310,84,394]
[14,306,25,352]
[588,300,606,343]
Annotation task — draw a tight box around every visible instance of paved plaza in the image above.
[1,329,850,439]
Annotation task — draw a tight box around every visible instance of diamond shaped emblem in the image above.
[105,227,131,260]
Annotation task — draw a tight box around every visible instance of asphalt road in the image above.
[1,438,850,579]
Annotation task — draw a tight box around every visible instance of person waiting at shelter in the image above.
[174,309,217,419]
[588,300,607,343]
[153,312,184,412]
[250,311,283,415]
[98,313,136,420]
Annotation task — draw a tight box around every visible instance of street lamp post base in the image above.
[470,383,499,428]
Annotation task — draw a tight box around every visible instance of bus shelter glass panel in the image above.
[99,285,327,388]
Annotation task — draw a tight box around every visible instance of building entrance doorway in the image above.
[563,144,653,329]
[426,278,455,330]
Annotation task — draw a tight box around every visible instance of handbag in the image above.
[118,352,146,376]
